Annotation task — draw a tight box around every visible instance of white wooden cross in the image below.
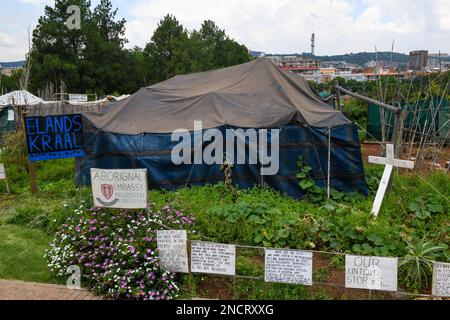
[368,144,415,217]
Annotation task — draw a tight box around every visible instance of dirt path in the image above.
[361,142,450,171]
[0,279,102,300]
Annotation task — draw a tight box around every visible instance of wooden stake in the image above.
[4,175,10,194]
[327,125,332,199]
[233,275,237,300]
[187,239,193,297]
[19,105,37,194]
[28,160,37,194]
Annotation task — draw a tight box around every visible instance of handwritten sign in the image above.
[191,242,235,276]
[0,164,5,180]
[345,255,397,291]
[24,114,85,161]
[91,168,148,209]
[69,94,88,102]
[432,262,450,297]
[157,230,189,273]
[264,249,313,285]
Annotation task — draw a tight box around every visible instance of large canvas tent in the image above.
[77,58,367,198]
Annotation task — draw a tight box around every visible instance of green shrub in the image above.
[46,205,195,300]
[399,237,448,292]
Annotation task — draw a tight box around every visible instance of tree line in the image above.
[28,0,251,97]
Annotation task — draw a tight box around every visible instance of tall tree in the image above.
[29,0,140,96]
[0,69,24,93]
[191,20,250,70]
[30,0,92,93]
[144,14,190,83]
[81,0,128,96]
[144,17,252,84]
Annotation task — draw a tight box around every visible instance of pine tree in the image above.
[30,0,92,93]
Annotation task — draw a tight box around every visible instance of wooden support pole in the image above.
[5,176,10,194]
[335,85,400,113]
[335,85,403,191]
[392,112,401,158]
[18,103,38,194]
[336,89,342,112]
[327,125,332,199]
[233,275,237,300]
[187,239,193,297]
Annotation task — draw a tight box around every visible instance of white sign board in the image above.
[191,242,235,276]
[0,164,5,180]
[7,110,14,121]
[264,249,313,285]
[69,94,88,102]
[432,262,450,297]
[345,255,398,291]
[91,168,148,209]
[157,230,189,273]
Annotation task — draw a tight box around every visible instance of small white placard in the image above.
[432,262,450,297]
[91,168,148,209]
[264,249,313,285]
[0,164,5,180]
[69,94,88,102]
[345,255,398,291]
[157,230,189,273]
[7,110,14,121]
[191,242,235,276]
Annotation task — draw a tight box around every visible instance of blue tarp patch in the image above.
[76,124,367,198]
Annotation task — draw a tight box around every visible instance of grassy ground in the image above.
[0,224,53,283]
[0,133,449,298]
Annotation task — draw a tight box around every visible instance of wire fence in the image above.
[149,218,449,300]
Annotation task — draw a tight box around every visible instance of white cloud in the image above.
[0,31,29,61]
[2,0,449,61]
[0,33,16,48]
[17,0,52,5]
[125,0,450,54]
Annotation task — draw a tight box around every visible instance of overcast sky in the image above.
[1,0,449,61]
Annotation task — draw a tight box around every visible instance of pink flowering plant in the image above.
[45,203,195,300]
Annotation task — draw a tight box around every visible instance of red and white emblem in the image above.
[101,184,114,200]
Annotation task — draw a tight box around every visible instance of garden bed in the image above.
[0,136,449,300]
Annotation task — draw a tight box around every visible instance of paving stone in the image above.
[0,279,102,300]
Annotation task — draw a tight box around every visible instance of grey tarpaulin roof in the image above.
[84,57,350,134]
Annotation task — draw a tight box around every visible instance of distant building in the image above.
[280,66,321,81]
[363,67,404,81]
[0,64,22,77]
[428,53,449,58]
[268,55,321,68]
[409,50,428,71]
[365,60,378,68]
[321,60,359,69]
[364,60,399,69]
[249,51,265,59]
[428,52,449,69]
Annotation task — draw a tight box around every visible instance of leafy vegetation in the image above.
[399,238,448,292]
[1,131,449,298]
[46,205,194,300]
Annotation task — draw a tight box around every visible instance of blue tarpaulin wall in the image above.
[76,123,367,198]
